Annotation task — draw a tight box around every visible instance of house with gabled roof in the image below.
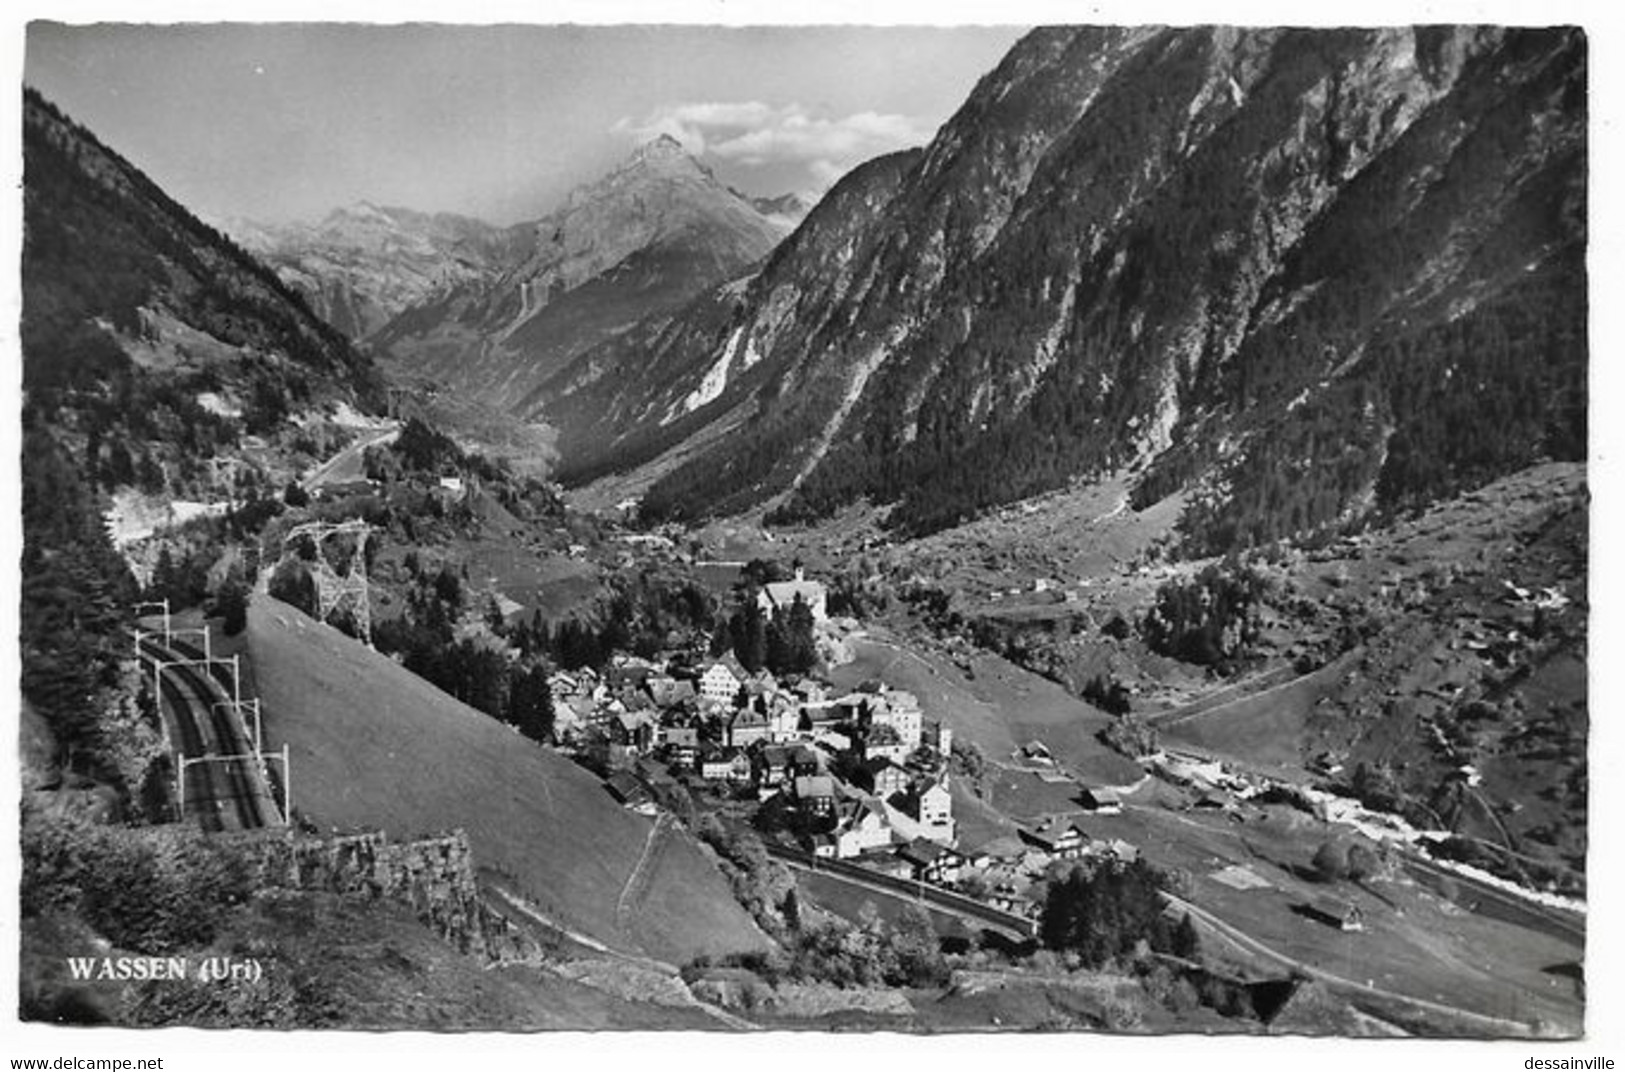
[1079,785,1124,815]
[699,656,746,707]
[834,798,893,858]
[729,706,772,749]
[886,777,955,845]
[754,744,793,788]
[855,756,911,799]
[793,774,836,816]
[1020,822,1087,859]
[604,771,650,809]
[757,567,828,622]
[897,838,963,883]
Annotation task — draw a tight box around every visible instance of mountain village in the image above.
[17,24,1591,1040]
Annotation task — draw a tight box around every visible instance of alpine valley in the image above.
[20,24,1588,1038]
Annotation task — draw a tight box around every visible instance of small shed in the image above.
[1303,897,1364,932]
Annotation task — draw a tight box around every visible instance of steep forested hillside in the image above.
[21,88,382,793]
[542,27,1584,553]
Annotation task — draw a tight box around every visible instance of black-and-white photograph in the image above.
[11,3,1604,1057]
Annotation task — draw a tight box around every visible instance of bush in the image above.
[215,580,250,636]
[1099,714,1159,758]
[22,817,253,955]
[1346,843,1380,881]
[1311,840,1349,882]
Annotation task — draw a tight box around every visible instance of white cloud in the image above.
[614,101,936,189]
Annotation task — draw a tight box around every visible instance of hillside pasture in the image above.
[246,595,768,965]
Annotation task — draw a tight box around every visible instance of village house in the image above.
[757,567,828,623]
[833,691,872,723]
[887,778,955,845]
[793,774,836,817]
[728,706,772,749]
[1021,822,1088,859]
[604,771,651,810]
[925,719,954,757]
[647,675,698,709]
[799,703,843,736]
[858,850,916,880]
[662,724,699,749]
[834,798,894,858]
[897,838,964,884]
[1089,838,1139,863]
[806,832,838,858]
[548,669,582,700]
[742,668,780,698]
[860,723,911,763]
[1303,897,1365,932]
[871,691,923,750]
[811,728,852,754]
[1019,740,1054,764]
[767,699,801,741]
[788,744,822,778]
[754,744,793,788]
[791,679,829,705]
[610,711,657,755]
[1078,786,1124,815]
[700,746,751,783]
[659,725,699,769]
[699,657,746,707]
[854,756,911,799]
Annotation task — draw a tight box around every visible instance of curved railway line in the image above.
[164,636,289,817]
[138,635,277,832]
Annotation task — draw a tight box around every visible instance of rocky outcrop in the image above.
[224,203,520,340]
[233,828,534,961]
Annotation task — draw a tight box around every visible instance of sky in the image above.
[23,23,1028,226]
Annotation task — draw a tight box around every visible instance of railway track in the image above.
[764,842,1038,941]
[138,635,275,831]
[165,636,288,815]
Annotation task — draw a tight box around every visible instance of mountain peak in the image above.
[634,133,689,160]
[624,133,700,172]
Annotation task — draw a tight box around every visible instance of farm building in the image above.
[1302,897,1365,932]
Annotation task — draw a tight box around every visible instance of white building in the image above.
[699,660,743,706]
[836,800,894,859]
[873,692,922,751]
[757,568,828,623]
[884,778,956,846]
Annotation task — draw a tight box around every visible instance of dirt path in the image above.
[617,813,673,927]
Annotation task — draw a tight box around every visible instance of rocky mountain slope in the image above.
[748,190,818,230]
[371,135,794,410]
[223,203,523,340]
[542,27,1584,553]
